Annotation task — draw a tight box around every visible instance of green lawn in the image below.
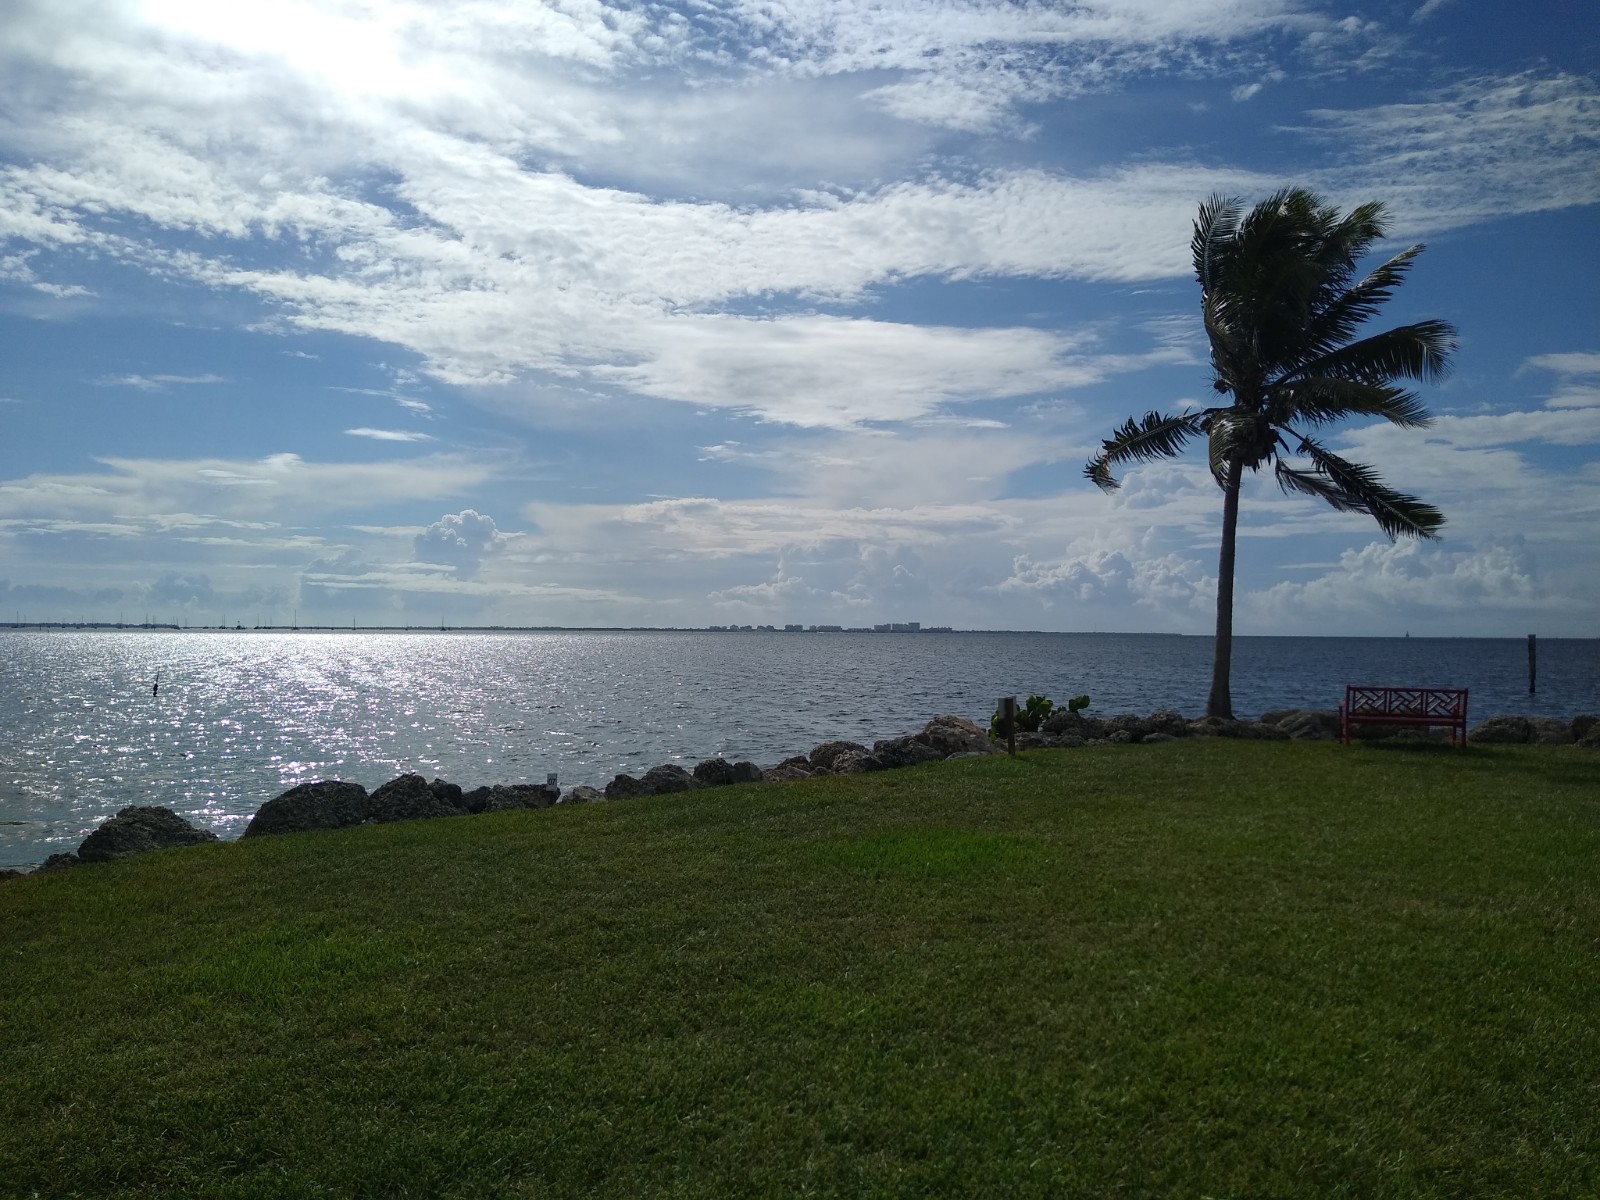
[3,741,1597,1198]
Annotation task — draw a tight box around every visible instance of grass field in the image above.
[3,740,1597,1198]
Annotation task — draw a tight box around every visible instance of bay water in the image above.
[3,629,1596,870]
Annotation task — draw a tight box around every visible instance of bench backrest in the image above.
[1345,686,1467,718]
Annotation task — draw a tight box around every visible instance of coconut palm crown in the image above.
[1085,188,1456,720]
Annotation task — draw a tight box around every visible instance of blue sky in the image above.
[1,0,1596,634]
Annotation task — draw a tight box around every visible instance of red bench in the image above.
[1339,686,1469,746]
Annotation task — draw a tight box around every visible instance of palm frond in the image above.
[1295,320,1457,387]
[1308,199,1388,292]
[1200,291,1247,395]
[1192,194,1244,292]
[1084,410,1207,492]
[1294,438,1445,539]
[1268,378,1435,428]
[1299,245,1424,360]
[1274,460,1369,510]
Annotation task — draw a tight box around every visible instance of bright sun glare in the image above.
[137,0,422,97]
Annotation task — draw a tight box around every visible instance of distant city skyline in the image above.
[2,1,1596,636]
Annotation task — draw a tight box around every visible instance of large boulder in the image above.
[244,780,371,837]
[35,852,80,873]
[1040,710,1108,741]
[1261,709,1340,741]
[915,715,995,758]
[1527,717,1573,746]
[808,741,869,774]
[558,785,605,804]
[1105,713,1152,740]
[428,778,464,808]
[692,758,738,787]
[690,759,764,787]
[605,765,694,799]
[872,734,946,770]
[476,783,560,812]
[604,773,649,800]
[1145,709,1192,738]
[76,806,219,864]
[1468,715,1533,744]
[763,761,814,782]
[368,773,467,823]
[1186,716,1290,740]
[1571,714,1598,742]
[0,868,27,884]
[639,764,694,795]
[831,749,887,774]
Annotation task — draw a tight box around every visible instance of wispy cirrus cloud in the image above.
[0,452,496,523]
[345,427,435,442]
[94,373,226,391]
[1292,71,1600,227]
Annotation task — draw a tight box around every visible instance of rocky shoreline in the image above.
[5,708,1596,882]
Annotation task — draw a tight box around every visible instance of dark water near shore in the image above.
[2,629,1595,869]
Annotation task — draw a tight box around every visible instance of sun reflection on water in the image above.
[3,628,1598,869]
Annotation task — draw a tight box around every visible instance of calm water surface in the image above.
[2,629,1595,869]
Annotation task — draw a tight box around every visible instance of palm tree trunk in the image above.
[1205,457,1244,720]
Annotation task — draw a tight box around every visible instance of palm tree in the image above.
[1085,188,1456,719]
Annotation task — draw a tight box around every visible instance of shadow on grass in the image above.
[1355,739,1600,786]
[1354,740,1478,755]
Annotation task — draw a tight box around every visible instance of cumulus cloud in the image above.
[999,548,1213,618]
[412,509,508,578]
[1243,538,1574,633]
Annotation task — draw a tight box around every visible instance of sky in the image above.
[1,0,1596,635]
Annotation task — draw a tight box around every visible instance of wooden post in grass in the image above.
[999,695,1017,756]
[1528,634,1537,695]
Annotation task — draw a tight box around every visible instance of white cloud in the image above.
[1243,538,1577,633]
[412,508,509,578]
[1523,352,1600,411]
[716,0,1325,132]
[0,452,496,524]
[1294,72,1600,229]
[0,1,1595,636]
[5,0,1592,435]
[1524,352,1600,376]
[999,547,1213,616]
[1545,386,1600,411]
[95,373,226,391]
[345,427,436,442]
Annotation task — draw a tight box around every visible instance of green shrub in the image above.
[990,693,1060,740]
